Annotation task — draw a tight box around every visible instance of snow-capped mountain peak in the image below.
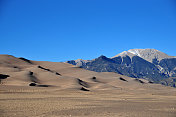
[113,48,173,63]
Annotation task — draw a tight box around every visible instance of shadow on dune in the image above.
[29,82,52,87]
[91,76,105,83]
[91,76,98,82]
[135,78,145,84]
[80,87,90,91]
[0,74,10,79]
[77,78,90,88]
[119,77,128,82]
[19,57,32,64]
[38,66,61,76]
[37,84,52,87]
[28,71,40,83]
[0,74,10,84]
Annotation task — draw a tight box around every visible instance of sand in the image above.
[0,55,176,117]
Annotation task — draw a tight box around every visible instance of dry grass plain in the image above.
[1,85,176,117]
[0,55,176,117]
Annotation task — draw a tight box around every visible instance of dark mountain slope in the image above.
[81,55,167,82]
[81,55,122,74]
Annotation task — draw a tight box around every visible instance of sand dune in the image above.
[0,55,176,117]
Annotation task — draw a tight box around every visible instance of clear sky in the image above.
[0,0,176,61]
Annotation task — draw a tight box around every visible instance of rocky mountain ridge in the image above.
[66,49,176,87]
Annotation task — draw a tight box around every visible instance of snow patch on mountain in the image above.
[128,49,141,57]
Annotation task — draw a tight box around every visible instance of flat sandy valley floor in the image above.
[1,86,176,117]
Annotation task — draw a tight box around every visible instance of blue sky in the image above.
[0,0,176,61]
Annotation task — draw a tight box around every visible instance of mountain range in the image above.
[66,49,176,87]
